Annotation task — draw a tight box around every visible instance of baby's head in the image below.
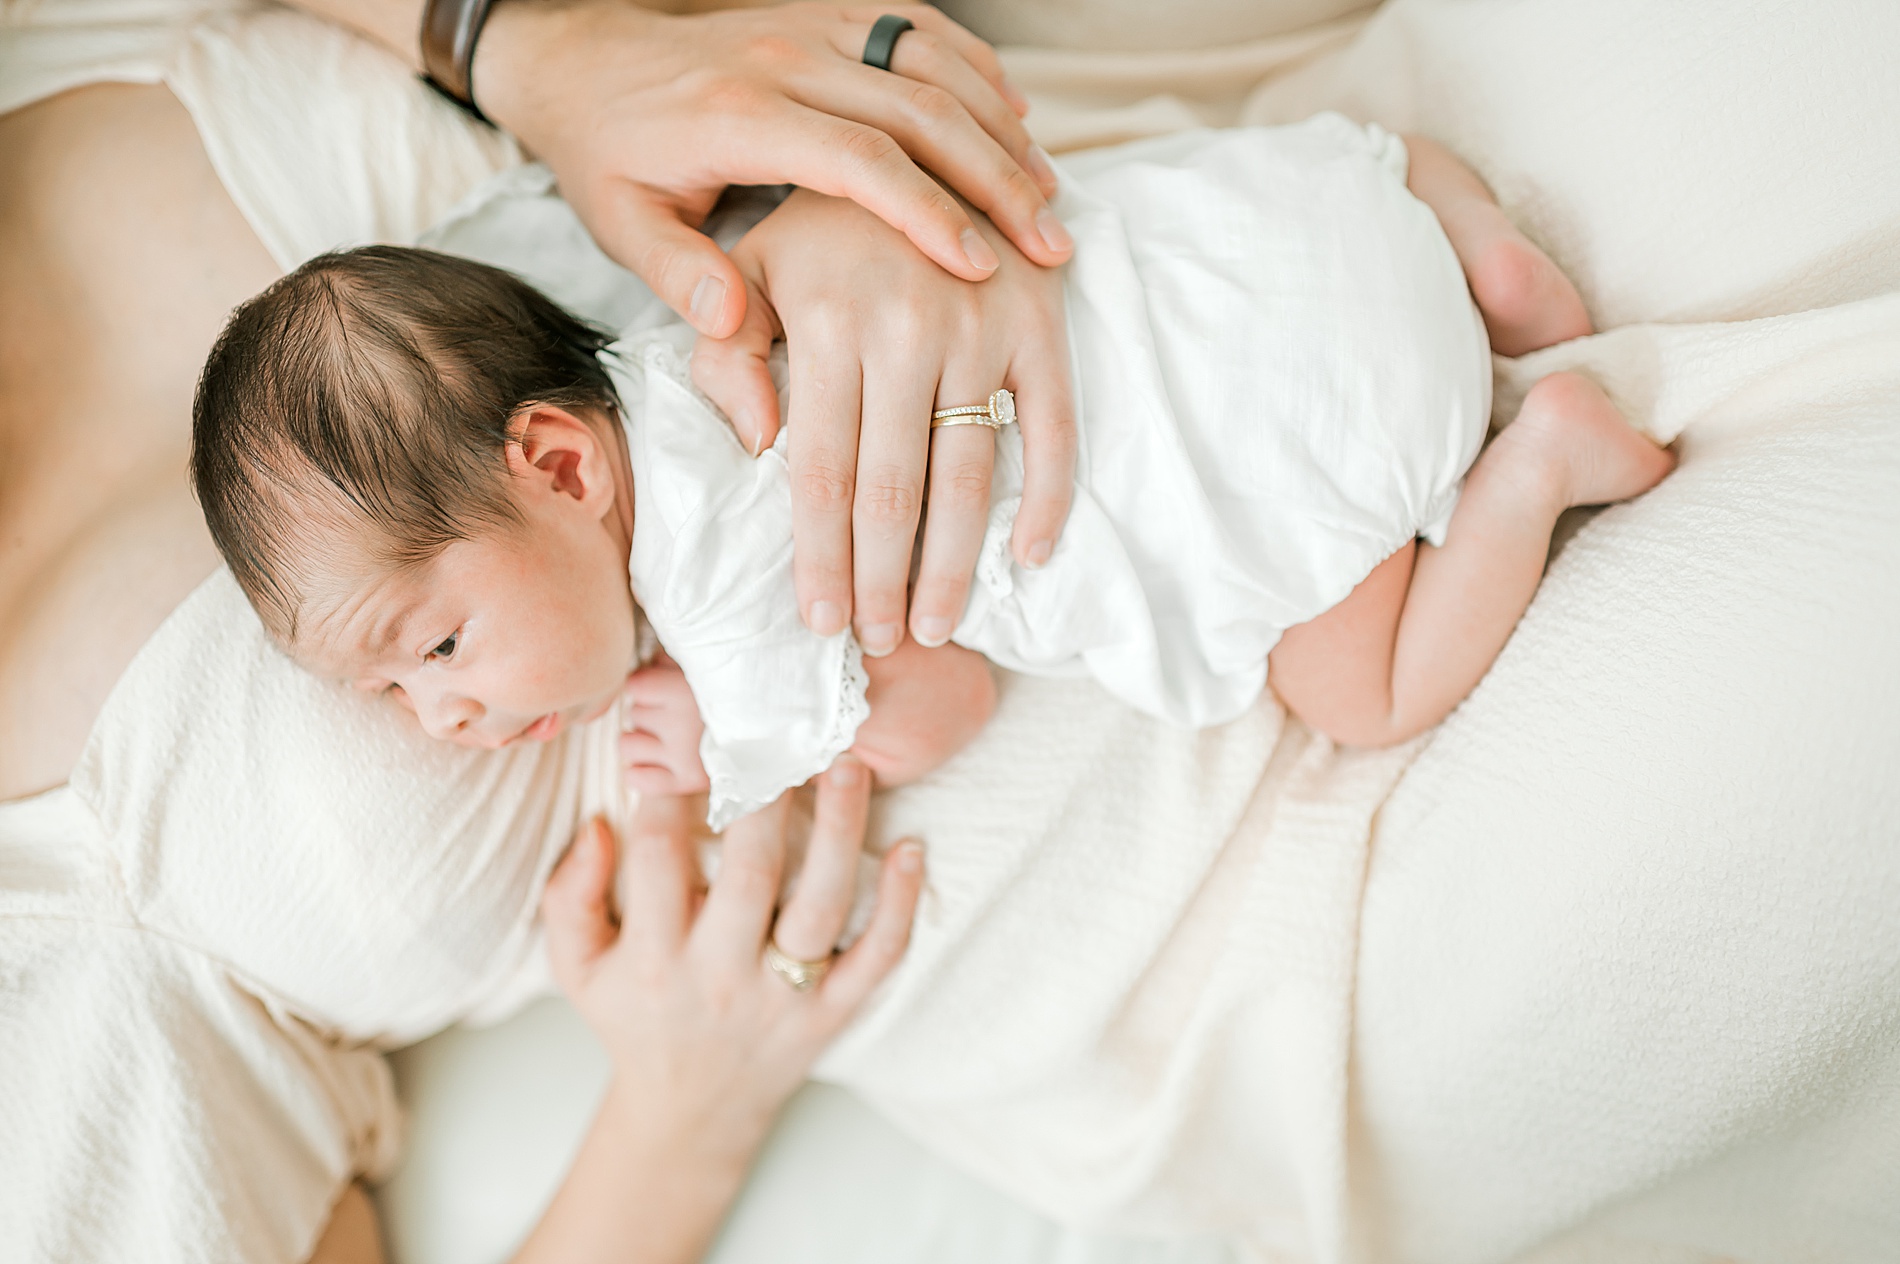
[193,246,637,748]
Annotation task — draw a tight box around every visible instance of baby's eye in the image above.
[428,632,461,662]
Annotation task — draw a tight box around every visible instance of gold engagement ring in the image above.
[931,388,1017,430]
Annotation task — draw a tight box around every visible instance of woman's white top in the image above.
[612,119,1490,827]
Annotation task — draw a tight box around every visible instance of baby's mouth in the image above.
[518,713,562,743]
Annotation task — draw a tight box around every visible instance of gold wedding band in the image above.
[931,388,1017,431]
[764,940,833,992]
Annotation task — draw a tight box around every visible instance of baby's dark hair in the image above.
[192,246,618,641]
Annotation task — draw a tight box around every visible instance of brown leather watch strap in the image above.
[420,0,501,122]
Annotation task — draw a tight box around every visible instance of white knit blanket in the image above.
[819,4,1900,1262]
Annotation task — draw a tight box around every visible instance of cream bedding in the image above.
[837,4,1900,1260]
[2,2,1896,1262]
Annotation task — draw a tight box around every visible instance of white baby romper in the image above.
[615,115,1492,827]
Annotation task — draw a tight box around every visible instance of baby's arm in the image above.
[622,641,996,795]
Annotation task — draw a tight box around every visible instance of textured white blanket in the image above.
[819,4,1900,1262]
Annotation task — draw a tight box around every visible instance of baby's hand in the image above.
[620,657,711,796]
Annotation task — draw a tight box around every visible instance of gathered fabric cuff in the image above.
[700,631,870,832]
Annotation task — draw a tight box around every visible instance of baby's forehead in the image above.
[289,561,439,679]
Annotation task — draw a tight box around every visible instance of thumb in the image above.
[542,817,621,996]
[692,264,782,456]
[595,187,748,338]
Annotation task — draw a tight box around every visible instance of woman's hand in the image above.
[692,189,1077,656]
[470,1,1071,336]
[519,758,921,1264]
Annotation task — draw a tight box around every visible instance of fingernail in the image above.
[961,227,1000,274]
[895,841,924,874]
[690,275,727,331]
[1035,207,1073,255]
[809,600,846,637]
[1003,77,1031,115]
[1024,539,1053,569]
[829,756,862,787]
[1025,144,1058,194]
[861,622,902,657]
[913,615,952,646]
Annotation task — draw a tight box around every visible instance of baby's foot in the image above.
[1502,372,1676,508]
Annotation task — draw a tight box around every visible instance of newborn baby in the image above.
[192,117,1672,826]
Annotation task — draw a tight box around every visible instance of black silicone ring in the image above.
[862,14,914,72]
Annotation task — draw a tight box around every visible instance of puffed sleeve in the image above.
[613,330,869,829]
[0,904,400,1264]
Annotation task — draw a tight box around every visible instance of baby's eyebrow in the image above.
[362,600,416,662]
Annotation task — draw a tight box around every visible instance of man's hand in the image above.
[692,189,1076,655]
[473,1,1071,336]
[290,2,1066,334]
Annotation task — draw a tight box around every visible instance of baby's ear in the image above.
[509,404,610,505]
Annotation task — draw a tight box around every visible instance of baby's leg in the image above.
[1404,134,1592,356]
[1268,373,1673,746]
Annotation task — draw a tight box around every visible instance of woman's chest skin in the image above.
[0,85,279,800]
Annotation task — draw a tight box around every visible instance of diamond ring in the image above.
[931,388,1016,430]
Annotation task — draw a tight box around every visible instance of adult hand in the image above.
[515,757,920,1263]
[692,189,1077,656]
[473,1,1073,336]
[542,756,922,1151]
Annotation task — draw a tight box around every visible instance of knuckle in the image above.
[904,82,961,128]
[1000,165,1045,208]
[691,71,764,117]
[635,234,698,293]
[1032,409,1079,456]
[879,305,931,350]
[722,850,779,896]
[802,297,858,345]
[839,124,902,173]
[858,468,922,528]
[742,34,807,70]
[796,456,855,513]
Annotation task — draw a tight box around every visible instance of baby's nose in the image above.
[416,691,483,743]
